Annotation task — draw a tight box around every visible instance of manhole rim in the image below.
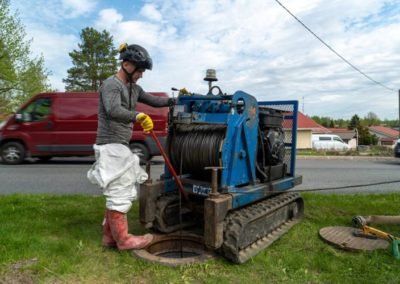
[132,233,216,266]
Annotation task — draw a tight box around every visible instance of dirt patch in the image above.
[0,258,38,284]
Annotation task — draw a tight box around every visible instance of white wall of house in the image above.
[295,130,312,149]
[347,138,357,149]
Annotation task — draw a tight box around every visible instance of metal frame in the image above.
[258,100,299,177]
[164,95,300,209]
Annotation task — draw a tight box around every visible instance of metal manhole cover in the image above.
[319,226,389,251]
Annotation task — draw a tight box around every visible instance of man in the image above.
[88,43,174,250]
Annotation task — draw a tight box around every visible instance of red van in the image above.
[0,92,169,164]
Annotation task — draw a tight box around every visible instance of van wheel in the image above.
[130,143,150,164]
[0,142,26,165]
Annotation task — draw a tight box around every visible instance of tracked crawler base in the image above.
[221,192,304,263]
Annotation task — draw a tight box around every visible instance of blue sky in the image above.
[11,0,400,120]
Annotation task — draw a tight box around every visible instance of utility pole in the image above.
[354,128,358,149]
[302,96,305,114]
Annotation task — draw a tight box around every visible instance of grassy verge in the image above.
[297,146,394,157]
[1,193,400,283]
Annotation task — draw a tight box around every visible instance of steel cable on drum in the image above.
[169,124,226,181]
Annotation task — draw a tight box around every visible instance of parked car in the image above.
[312,134,351,151]
[0,92,170,164]
[394,139,400,158]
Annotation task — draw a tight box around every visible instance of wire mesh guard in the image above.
[259,103,296,176]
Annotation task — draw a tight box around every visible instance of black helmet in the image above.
[119,43,153,70]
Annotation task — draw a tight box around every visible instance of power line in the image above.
[274,0,396,92]
[233,179,400,194]
[290,179,400,193]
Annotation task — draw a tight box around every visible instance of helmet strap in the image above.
[121,64,138,110]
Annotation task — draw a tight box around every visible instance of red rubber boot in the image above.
[108,210,153,250]
[102,210,117,248]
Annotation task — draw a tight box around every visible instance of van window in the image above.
[319,137,331,141]
[20,98,51,122]
[55,97,97,120]
[333,137,343,142]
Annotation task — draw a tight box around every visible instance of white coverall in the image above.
[87,143,148,213]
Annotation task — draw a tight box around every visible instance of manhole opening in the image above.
[156,251,199,258]
[147,238,206,258]
[133,234,216,265]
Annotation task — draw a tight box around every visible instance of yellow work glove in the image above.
[136,113,153,133]
[178,88,190,97]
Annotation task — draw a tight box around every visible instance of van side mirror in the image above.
[15,113,23,123]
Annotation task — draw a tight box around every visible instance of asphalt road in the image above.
[294,158,400,194]
[0,157,399,195]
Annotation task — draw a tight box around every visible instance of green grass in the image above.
[1,193,400,283]
[297,146,394,157]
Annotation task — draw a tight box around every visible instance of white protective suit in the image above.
[87,144,148,213]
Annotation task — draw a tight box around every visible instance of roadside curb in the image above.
[297,155,396,161]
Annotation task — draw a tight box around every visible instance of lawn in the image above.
[297,146,394,157]
[0,193,399,283]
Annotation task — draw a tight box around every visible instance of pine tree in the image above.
[348,114,378,145]
[63,27,118,91]
[348,114,360,130]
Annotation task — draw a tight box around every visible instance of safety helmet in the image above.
[119,43,153,70]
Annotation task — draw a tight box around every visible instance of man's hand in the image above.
[136,113,153,133]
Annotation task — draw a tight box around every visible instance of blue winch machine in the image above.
[140,84,304,263]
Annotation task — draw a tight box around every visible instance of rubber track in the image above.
[221,192,304,263]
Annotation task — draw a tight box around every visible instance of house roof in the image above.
[325,128,356,140]
[368,126,399,139]
[295,112,330,132]
[282,112,329,132]
[326,128,353,133]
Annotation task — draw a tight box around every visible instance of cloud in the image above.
[12,0,98,23]
[13,0,400,119]
[134,0,400,119]
[319,95,344,102]
[95,9,123,29]
[140,4,163,22]
[29,25,78,91]
[61,0,98,18]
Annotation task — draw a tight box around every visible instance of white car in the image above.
[312,134,351,151]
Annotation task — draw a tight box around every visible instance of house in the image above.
[283,112,359,149]
[284,112,328,149]
[368,126,399,146]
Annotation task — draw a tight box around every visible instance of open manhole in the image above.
[132,233,216,266]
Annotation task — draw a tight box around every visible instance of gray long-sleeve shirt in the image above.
[96,75,169,145]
